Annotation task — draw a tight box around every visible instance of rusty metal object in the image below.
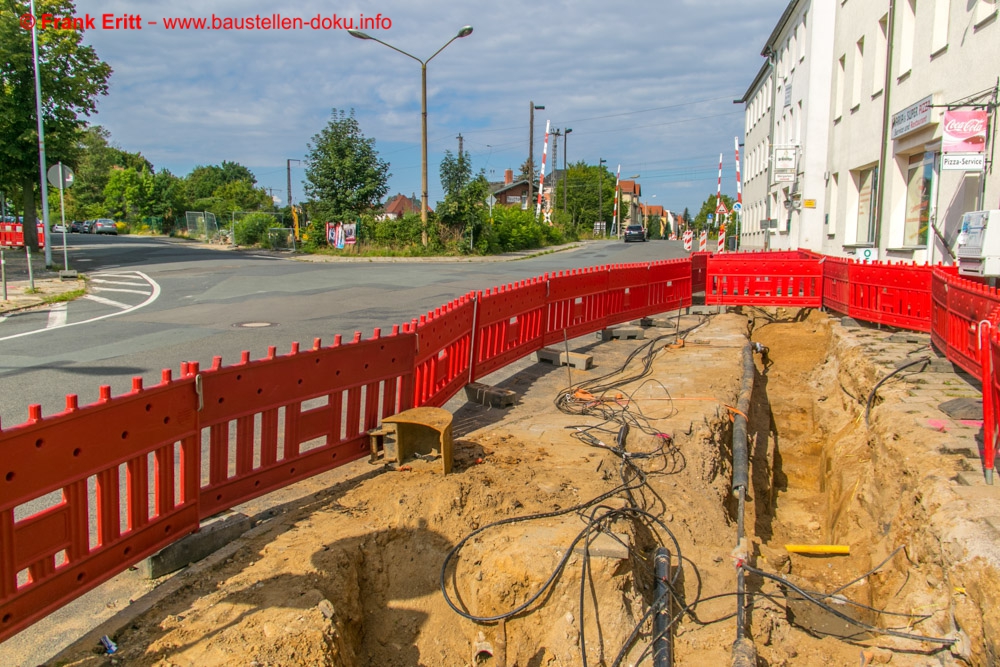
[375,407,454,474]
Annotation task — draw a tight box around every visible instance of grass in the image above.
[42,289,86,304]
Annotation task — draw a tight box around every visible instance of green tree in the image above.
[184,161,256,200]
[103,166,154,221]
[149,169,185,230]
[693,194,735,231]
[68,126,152,220]
[553,161,616,231]
[683,207,692,226]
[213,179,272,212]
[0,0,112,250]
[516,157,534,183]
[303,108,389,245]
[438,150,490,252]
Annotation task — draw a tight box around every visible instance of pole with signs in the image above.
[47,162,74,272]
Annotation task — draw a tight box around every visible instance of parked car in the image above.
[51,223,68,233]
[70,220,84,233]
[81,219,95,233]
[624,224,647,242]
[93,219,118,235]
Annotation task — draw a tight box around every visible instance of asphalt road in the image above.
[1,234,686,427]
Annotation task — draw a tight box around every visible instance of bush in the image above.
[234,213,276,246]
[372,213,424,247]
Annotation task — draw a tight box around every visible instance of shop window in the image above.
[856,166,878,244]
[903,152,934,246]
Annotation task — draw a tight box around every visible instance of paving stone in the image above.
[939,397,984,420]
[530,347,593,370]
[955,470,989,487]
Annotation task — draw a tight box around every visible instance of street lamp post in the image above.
[527,101,545,215]
[349,26,473,246]
[562,128,572,214]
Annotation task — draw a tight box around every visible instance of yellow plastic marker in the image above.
[784,545,850,555]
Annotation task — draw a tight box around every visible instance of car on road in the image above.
[93,219,118,235]
[624,225,647,242]
[70,220,85,233]
[51,223,68,233]
[81,220,95,233]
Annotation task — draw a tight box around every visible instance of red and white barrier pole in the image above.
[612,164,621,237]
[535,120,550,219]
[718,225,726,253]
[699,230,707,252]
[683,229,693,252]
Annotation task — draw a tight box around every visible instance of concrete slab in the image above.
[464,382,517,408]
[530,347,593,370]
[596,326,645,341]
[140,511,252,579]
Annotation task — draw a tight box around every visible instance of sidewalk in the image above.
[0,246,81,315]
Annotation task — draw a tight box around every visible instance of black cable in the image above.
[741,564,956,645]
[865,356,931,426]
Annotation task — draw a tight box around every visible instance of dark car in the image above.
[70,220,85,233]
[624,225,647,242]
[93,219,118,235]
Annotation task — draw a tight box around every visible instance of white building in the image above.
[737,0,836,251]
[741,0,999,261]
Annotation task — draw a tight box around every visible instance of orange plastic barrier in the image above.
[647,259,693,314]
[410,295,476,408]
[606,263,653,327]
[0,223,46,248]
[544,266,611,345]
[706,255,822,307]
[848,262,935,332]
[472,278,548,381]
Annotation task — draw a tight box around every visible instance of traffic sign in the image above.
[715,199,728,216]
[732,202,742,213]
[47,163,75,189]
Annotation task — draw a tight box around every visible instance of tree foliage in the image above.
[303,108,389,244]
[0,0,112,248]
[692,194,736,231]
[438,149,490,249]
[185,161,257,200]
[553,161,617,231]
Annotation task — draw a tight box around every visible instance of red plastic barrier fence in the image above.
[410,295,476,408]
[691,252,710,293]
[706,255,822,307]
[822,256,851,315]
[606,264,653,327]
[985,320,1000,482]
[848,262,935,332]
[0,372,200,642]
[647,259,693,315]
[935,271,1000,377]
[930,268,951,359]
[472,278,548,381]
[544,266,611,345]
[195,331,416,519]
[0,223,45,248]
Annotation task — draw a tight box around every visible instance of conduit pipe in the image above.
[653,547,672,667]
[731,342,758,667]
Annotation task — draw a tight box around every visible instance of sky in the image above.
[61,0,790,216]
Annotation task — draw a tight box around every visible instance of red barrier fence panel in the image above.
[606,264,653,327]
[195,331,416,519]
[544,266,611,345]
[823,256,851,315]
[410,295,476,408]
[0,223,45,248]
[0,372,200,643]
[847,262,935,332]
[931,268,951,356]
[706,255,822,307]
[938,272,1000,376]
[472,278,548,381]
[986,316,1000,482]
[691,252,710,293]
[647,259,693,315]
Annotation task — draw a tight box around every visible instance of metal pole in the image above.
[287,159,293,214]
[598,162,604,236]
[563,130,571,213]
[1,248,7,301]
[421,63,429,246]
[30,0,52,267]
[528,101,535,212]
[58,163,68,271]
[26,246,35,291]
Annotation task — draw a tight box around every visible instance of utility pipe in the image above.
[731,342,757,665]
[653,547,672,667]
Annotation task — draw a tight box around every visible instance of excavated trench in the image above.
[52,311,993,667]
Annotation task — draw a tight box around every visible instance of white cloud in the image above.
[69,0,788,212]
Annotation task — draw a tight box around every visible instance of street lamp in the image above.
[349,25,473,246]
[562,128,572,214]
[527,101,545,215]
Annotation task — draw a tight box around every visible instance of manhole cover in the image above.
[234,322,276,328]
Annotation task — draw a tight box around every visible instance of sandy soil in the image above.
[52,309,994,666]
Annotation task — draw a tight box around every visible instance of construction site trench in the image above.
[49,308,997,667]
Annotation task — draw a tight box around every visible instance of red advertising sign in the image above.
[942,109,988,154]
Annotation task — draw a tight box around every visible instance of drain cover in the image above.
[234,322,276,328]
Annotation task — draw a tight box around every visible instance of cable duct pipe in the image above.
[731,342,757,666]
[652,547,672,667]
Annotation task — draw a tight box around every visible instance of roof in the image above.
[383,193,423,217]
[762,0,802,56]
[619,180,641,196]
[738,60,772,104]
[492,179,530,196]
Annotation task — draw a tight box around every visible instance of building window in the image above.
[975,0,998,25]
[931,0,950,53]
[828,172,839,235]
[800,12,808,60]
[903,152,934,246]
[898,0,916,76]
[856,166,878,244]
[835,55,846,120]
[852,37,864,109]
[873,15,888,95]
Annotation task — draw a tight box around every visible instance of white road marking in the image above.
[82,294,132,309]
[46,303,68,328]
[89,278,148,287]
[0,271,161,342]
[92,286,152,296]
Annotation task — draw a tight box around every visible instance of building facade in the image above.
[741,0,999,261]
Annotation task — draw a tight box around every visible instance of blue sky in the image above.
[66,0,789,215]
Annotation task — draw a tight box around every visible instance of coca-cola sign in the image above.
[943,109,988,154]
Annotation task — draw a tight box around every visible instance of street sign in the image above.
[715,200,728,216]
[47,163,75,189]
[732,202,742,213]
